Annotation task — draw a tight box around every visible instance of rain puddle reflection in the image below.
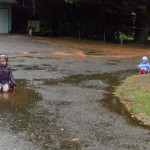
[57,69,143,127]
[0,69,145,149]
[0,80,40,112]
[99,69,148,127]
[0,80,42,139]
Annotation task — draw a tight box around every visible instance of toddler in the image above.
[0,55,16,92]
[137,56,150,74]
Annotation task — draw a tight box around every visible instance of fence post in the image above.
[78,24,81,40]
[59,24,62,38]
[104,32,106,42]
[121,37,123,46]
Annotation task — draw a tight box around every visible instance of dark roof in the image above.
[0,0,16,3]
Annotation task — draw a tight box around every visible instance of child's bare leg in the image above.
[3,84,9,92]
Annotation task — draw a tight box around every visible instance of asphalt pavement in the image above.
[0,34,149,150]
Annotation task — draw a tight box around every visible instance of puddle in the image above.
[82,49,103,56]
[29,52,39,54]
[0,80,40,112]
[14,64,27,68]
[0,80,42,137]
[52,69,144,127]
[98,70,149,128]
[105,62,117,65]
[13,65,45,70]
[20,56,45,59]
[0,69,146,149]
[30,70,141,128]
[105,59,121,65]
[24,65,44,70]
[107,59,121,63]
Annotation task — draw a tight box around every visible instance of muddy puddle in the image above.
[31,69,141,127]
[58,69,146,127]
[0,80,40,111]
[0,80,42,139]
[82,49,103,56]
[0,69,146,149]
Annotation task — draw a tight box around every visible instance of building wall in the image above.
[0,3,12,33]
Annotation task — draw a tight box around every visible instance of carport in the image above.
[0,0,16,33]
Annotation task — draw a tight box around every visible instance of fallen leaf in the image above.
[71,138,80,142]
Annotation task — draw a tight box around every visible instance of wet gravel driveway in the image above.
[0,35,149,150]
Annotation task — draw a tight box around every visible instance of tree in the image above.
[64,0,134,40]
[15,0,150,43]
[65,0,150,43]
[134,0,150,43]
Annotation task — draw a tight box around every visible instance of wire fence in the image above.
[25,22,113,42]
[12,20,149,46]
[59,23,106,41]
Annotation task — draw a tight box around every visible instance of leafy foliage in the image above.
[15,0,150,43]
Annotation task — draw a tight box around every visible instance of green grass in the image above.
[114,74,150,124]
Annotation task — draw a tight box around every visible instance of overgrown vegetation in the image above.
[15,0,150,43]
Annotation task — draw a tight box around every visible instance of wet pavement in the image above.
[0,35,149,150]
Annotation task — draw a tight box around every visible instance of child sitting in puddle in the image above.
[137,56,150,74]
[0,55,16,92]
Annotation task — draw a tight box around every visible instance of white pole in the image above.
[121,37,123,46]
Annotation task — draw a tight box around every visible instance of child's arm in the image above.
[9,67,16,86]
[137,64,142,68]
[148,63,150,70]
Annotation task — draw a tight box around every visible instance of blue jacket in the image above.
[137,56,150,70]
[0,64,16,86]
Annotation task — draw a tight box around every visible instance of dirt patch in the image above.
[23,35,150,58]
[53,50,85,57]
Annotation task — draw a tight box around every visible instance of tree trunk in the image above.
[32,0,35,16]
[134,28,149,44]
[134,15,150,43]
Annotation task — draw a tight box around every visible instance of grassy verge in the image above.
[114,74,150,125]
